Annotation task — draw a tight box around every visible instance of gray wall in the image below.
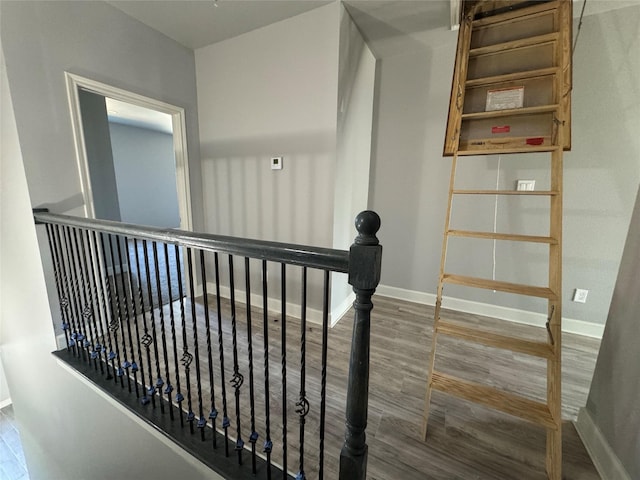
[79,89,121,222]
[109,122,181,228]
[370,4,640,329]
[1,44,221,480]
[0,0,203,230]
[195,4,340,315]
[332,6,376,316]
[585,183,640,478]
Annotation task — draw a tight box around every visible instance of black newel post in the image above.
[339,210,382,480]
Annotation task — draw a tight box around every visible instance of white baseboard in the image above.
[207,282,328,326]
[331,292,355,327]
[376,284,604,339]
[574,408,632,480]
[0,398,12,410]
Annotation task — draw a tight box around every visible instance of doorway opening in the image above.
[65,72,192,307]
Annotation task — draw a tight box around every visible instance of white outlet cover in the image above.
[517,179,535,191]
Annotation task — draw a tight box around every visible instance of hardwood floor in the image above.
[97,292,601,479]
[359,297,600,480]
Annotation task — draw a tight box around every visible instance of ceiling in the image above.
[104,0,635,131]
[107,0,636,56]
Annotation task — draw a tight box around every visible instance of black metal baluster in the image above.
[199,251,218,449]
[70,227,92,364]
[281,263,288,478]
[261,260,273,479]
[319,270,330,480]
[174,244,187,425]
[61,226,83,359]
[244,257,258,473]
[163,243,180,418]
[57,225,78,356]
[228,255,244,465]
[115,235,137,393]
[76,228,100,370]
[123,237,143,398]
[107,234,128,389]
[85,230,106,375]
[213,252,230,456]
[153,243,173,419]
[46,224,70,351]
[296,267,309,480]
[186,248,204,435]
[133,239,155,407]
[97,232,118,380]
[143,240,164,412]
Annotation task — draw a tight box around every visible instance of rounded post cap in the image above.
[354,211,381,245]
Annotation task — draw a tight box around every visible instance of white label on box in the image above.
[486,86,524,111]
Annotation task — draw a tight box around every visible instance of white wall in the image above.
[0,358,10,407]
[109,122,181,228]
[0,0,203,230]
[331,6,376,319]
[370,4,640,332]
[1,43,221,480]
[195,3,341,315]
[580,183,640,480]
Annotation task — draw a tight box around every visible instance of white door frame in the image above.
[65,72,193,231]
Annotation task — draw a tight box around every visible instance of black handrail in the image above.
[33,211,349,273]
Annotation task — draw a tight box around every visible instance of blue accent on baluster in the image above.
[77,333,84,341]
[122,361,131,369]
[62,323,70,331]
[116,368,124,377]
[83,340,90,348]
[147,386,155,395]
[295,473,306,480]
[156,377,164,388]
[249,431,259,443]
[175,393,184,402]
[71,332,78,340]
[164,384,173,394]
[69,339,76,347]
[209,409,218,419]
[140,396,151,406]
[95,343,102,353]
[108,351,116,361]
[197,418,206,428]
[235,438,244,450]
[90,351,98,359]
[131,362,138,372]
[187,411,195,422]
[263,440,273,453]
[222,417,230,428]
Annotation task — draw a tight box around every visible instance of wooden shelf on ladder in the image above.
[421,1,572,480]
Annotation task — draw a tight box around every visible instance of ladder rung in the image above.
[442,274,557,299]
[469,32,559,57]
[465,67,559,88]
[457,145,561,155]
[462,104,559,120]
[448,230,557,244]
[430,371,557,429]
[452,190,558,196]
[437,321,553,358]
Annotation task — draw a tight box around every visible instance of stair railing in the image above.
[34,209,381,480]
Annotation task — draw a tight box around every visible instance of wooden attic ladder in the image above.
[421,1,572,479]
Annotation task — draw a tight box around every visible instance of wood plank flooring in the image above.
[97,293,601,479]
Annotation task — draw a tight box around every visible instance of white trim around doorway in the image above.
[64,72,193,231]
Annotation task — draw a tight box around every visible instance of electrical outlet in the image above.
[516,179,535,191]
[573,288,589,303]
